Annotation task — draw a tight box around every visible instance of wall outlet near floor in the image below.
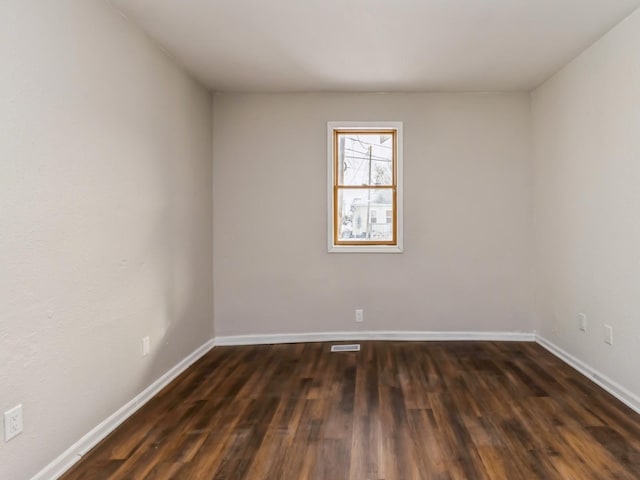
[355,309,364,323]
[578,313,587,332]
[604,325,613,345]
[142,336,150,356]
[4,404,23,442]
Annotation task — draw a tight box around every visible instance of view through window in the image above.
[334,130,396,244]
[328,122,403,253]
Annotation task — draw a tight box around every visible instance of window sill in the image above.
[328,245,403,254]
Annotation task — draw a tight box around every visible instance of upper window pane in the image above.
[336,132,394,187]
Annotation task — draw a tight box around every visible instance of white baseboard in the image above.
[32,339,216,480]
[535,335,640,415]
[214,330,536,346]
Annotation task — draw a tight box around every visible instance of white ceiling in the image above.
[109,0,640,92]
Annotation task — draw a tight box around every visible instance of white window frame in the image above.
[327,121,403,253]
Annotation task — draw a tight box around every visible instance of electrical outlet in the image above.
[4,404,23,442]
[142,336,150,356]
[578,313,587,332]
[604,324,613,345]
[355,309,364,323]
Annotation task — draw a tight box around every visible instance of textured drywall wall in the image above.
[0,1,213,478]
[213,92,533,336]
[532,10,640,398]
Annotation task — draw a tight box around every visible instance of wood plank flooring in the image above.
[61,341,640,479]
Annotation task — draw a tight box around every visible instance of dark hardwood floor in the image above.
[61,341,640,479]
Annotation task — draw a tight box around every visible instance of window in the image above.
[327,121,403,253]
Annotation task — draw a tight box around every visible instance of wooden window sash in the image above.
[332,129,397,246]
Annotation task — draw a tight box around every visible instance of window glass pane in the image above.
[337,133,393,186]
[337,188,394,241]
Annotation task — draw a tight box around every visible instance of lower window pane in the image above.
[337,188,394,242]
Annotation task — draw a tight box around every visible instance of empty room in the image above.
[3,0,640,478]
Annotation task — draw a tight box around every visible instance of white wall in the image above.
[532,10,640,402]
[213,93,533,337]
[0,1,213,478]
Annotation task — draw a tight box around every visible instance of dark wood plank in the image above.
[61,341,640,479]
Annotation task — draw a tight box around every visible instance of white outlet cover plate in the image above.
[4,404,23,442]
[578,313,587,332]
[142,336,151,356]
[604,324,613,345]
